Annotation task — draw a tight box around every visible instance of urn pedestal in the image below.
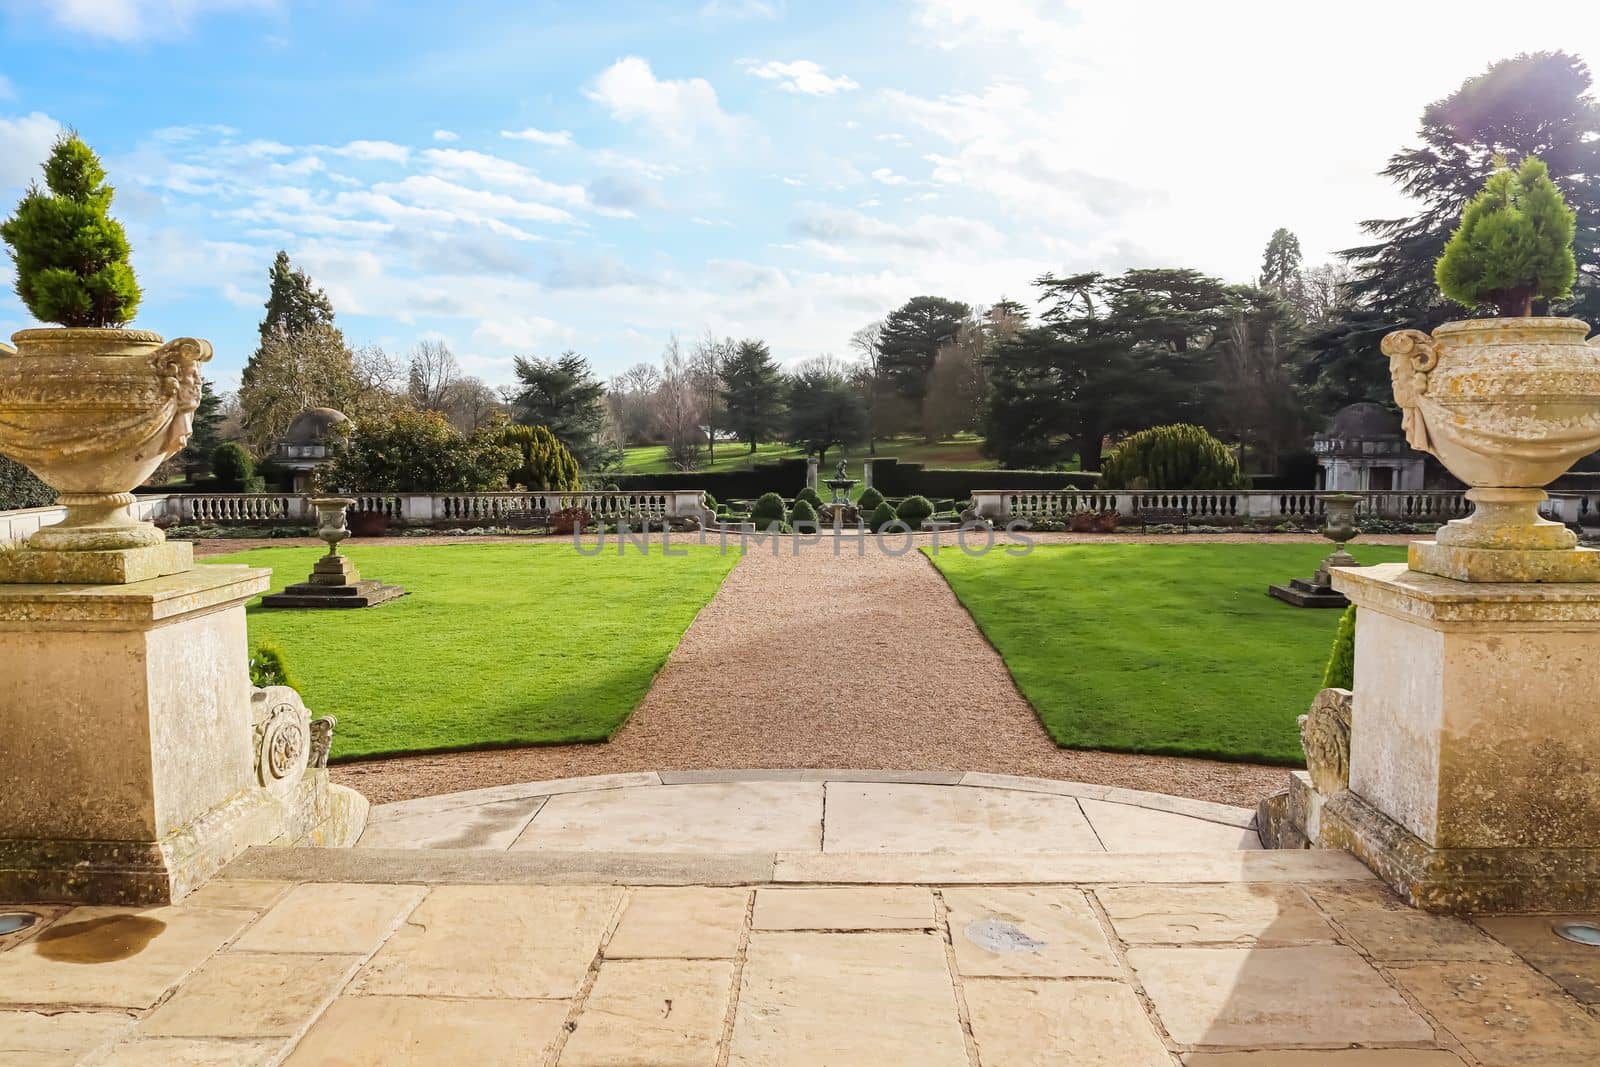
[1290,563,1600,913]
[0,566,368,904]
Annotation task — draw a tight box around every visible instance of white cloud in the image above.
[700,0,778,19]
[790,204,1002,255]
[586,56,740,142]
[419,148,588,206]
[0,112,63,189]
[31,0,277,42]
[332,139,410,164]
[871,167,908,186]
[432,129,459,142]
[742,59,858,96]
[500,126,575,148]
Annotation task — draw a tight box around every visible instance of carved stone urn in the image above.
[1382,318,1600,581]
[0,327,211,553]
[311,496,355,555]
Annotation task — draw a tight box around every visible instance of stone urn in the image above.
[0,328,211,551]
[1382,318,1600,580]
[311,496,355,555]
[1315,493,1361,580]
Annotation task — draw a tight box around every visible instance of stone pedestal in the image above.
[0,540,193,584]
[259,552,406,609]
[0,566,367,905]
[1321,563,1600,912]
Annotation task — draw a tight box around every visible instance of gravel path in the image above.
[318,534,1338,808]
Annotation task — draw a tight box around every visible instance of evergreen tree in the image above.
[1098,424,1245,491]
[179,379,225,470]
[258,250,335,341]
[786,359,866,464]
[876,295,971,435]
[500,423,581,491]
[1344,51,1600,322]
[1435,155,1576,316]
[1259,228,1304,303]
[720,338,787,452]
[509,351,613,469]
[0,132,140,327]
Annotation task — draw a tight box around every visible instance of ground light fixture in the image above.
[0,912,38,935]
[1552,921,1600,947]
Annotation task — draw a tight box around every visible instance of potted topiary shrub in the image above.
[0,133,211,557]
[1382,155,1600,580]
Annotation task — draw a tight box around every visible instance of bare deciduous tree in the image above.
[407,339,461,412]
[654,336,705,471]
[444,376,505,433]
[607,362,662,446]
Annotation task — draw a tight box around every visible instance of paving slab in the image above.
[0,1010,133,1067]
[370,770,663,820]
[137,953,359,1038]
[220,844,777,885]
[753,886,935,930]
[1081,798,1262,851]
[964,979,1172,1067]
[1306,882,1519,962]
[658,768,965,785]
[350,884,623,998]
[1097,883,1336,946]
[0,906,253,1010]
[605,886,750,959]
[774,849,1375,884]
[87,1037,281,1066]
[560,958,735,1067]
[178,880,291,912]
[960,772,1258,827]
[943,886,1121,978]
[1387,960,1600,1067]
[1183,1053,1466,1066]
[230,882,425,955]
[283,995,568,1066]
[512,781,823,853]
[1475,913,1600,1004]
[728,931,968,1066]
[1129,944,1436,1047]
[822,781,1103,853]
[356,795,545,850]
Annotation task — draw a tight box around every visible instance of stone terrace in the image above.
[3,773,1598,1065]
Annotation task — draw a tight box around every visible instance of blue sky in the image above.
[3,1,1599,391]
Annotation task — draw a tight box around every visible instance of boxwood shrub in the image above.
[896,494,934,527]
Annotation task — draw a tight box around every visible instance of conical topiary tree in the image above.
[501,423,580,492]
[1098,424,1245,490]
[1435,155,1577,317]
[0,132,141,327]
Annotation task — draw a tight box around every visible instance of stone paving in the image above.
[3,774,1598,1065]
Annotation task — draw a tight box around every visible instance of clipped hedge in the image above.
[867,458,1099,499]
[1323,606,1355,690]
[896,494,934,527]
[790,499,819,527]
[857,486,886,512]
[750,491,787,528]
[868,500,900,531]
[795,485,823,508]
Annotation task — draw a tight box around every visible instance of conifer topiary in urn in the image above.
[1,133,142,327]
[0,134,211,567]
[1434,156,1576,318]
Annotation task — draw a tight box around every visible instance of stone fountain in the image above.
[1266,493,1361,608]
[260,497,406,609]
[820,457,860,528]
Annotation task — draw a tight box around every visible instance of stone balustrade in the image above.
[966,488,1594,525]
[0,490,712,544]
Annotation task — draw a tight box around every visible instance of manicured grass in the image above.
[206,541,739,761]
[617,433,1002,474]
[925,543,1409,764]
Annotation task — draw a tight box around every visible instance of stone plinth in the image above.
[0,566,366,904]
[0,540,193,584]
[259,552,406,610]
[1324,563,1600,912]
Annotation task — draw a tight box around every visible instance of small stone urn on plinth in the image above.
[260,497,406,609]
[1267,493,1361,608]
[1266,317,1600,913]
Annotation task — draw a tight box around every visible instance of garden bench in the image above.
[1136,506,1190,533]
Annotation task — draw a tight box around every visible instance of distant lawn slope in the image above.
[617,433,1001,474]
[925,543,1408,764]
[207,542,738,761]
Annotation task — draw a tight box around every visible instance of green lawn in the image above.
[205,542,739,761]
[617,433,1002,474]
[925,543,1408,764]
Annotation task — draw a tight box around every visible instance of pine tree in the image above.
[0,132,140,327]
[259,250,334,341]
[509,351,612,469]
[1435,156,1577,316]
[179,379,225,470]
[876,295,971,435]
[1259,228,1304,301]
[720,338,786,452]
